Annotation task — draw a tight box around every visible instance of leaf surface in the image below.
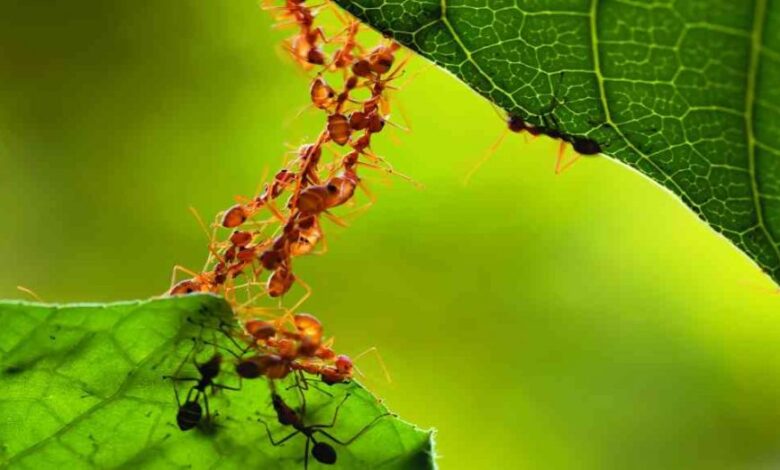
[0,296,434,469]
[335,0,780,283]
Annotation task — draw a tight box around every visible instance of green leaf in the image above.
[335,0,780,284]
[0,296,434,469]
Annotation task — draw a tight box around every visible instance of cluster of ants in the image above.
[164,314,390,468]
[163,2,404,467]
[166,0,406,394]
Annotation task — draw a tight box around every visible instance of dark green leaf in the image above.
[0,296,434,469]
[335,0,780,284]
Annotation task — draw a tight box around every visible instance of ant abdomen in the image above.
[312,442,337,465]
[327,114,351,145]
[571,137,601,155]
[221,204,247,228]
[176,400,202,431]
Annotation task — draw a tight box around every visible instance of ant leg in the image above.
[164,376,185,407]
[264,198,288,223]
[356,161,422,188]
[311,393,351,430]
[555,142,580,174]
[236,283,270,309]
[304,436,311,470]
[464,129,509,185]
[188,206,225,266]
[212,382,242,392]
[316,413,393,445]
[554,141,567,174]
[162,376,199,384]
[295,372,308,416]
[383,55,412,84]
[285,377,334,399]
[258,419,301,446]
[557,154,581,174]
[353,347,392,384]
[201,337,248,362]
[235,305,287,321]
[273,310,297,332]
[16,286,44,302]
[170,265,200,288]
[217,324,254,356]
[201,391,211,423]
[288,277,313,312]
[327,1,350,26]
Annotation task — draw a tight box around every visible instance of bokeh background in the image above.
[2,1,780,468]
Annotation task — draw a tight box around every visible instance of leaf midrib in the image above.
[746,0,780,264]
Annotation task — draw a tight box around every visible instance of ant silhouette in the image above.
[163,339,241,431]
[465,72,608,182]
[259,390,391,469]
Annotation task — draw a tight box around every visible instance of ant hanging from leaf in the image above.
[465,72,607,182]
[259,389,392,469]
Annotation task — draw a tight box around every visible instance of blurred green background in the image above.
[2,1,780,468]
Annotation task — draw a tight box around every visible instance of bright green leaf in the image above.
[335,0,780,284]
[0,296,434,469]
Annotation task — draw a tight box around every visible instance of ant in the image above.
[327,21,363,74]
[269,1,329,69]
[467,72,606,181]
[163,352,240,431]
[259,391,391,469]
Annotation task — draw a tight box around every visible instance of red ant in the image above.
[268,1,329,69]
[327,21,363,73]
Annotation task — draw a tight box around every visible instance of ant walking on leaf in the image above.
[259,387,392,469]
[164,319,243,431]
[164,352,241,431]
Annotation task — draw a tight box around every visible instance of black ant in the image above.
[164,347,240,431]
[259,391,391,468]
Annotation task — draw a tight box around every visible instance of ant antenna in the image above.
[352,346,392,384]
[16,285,44,303]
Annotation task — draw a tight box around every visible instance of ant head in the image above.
[351,59,372,78]
[312,441,337,465]
[507,115,526,133]
[236,358,263,379]
[229,230,252,247]
[320,366,346,385]
[367,112,385,133]
[198,354,222,378]
[310,77,336,108]
[335,354,353,375]
[169,279,203,296]
[245,319,277,340]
